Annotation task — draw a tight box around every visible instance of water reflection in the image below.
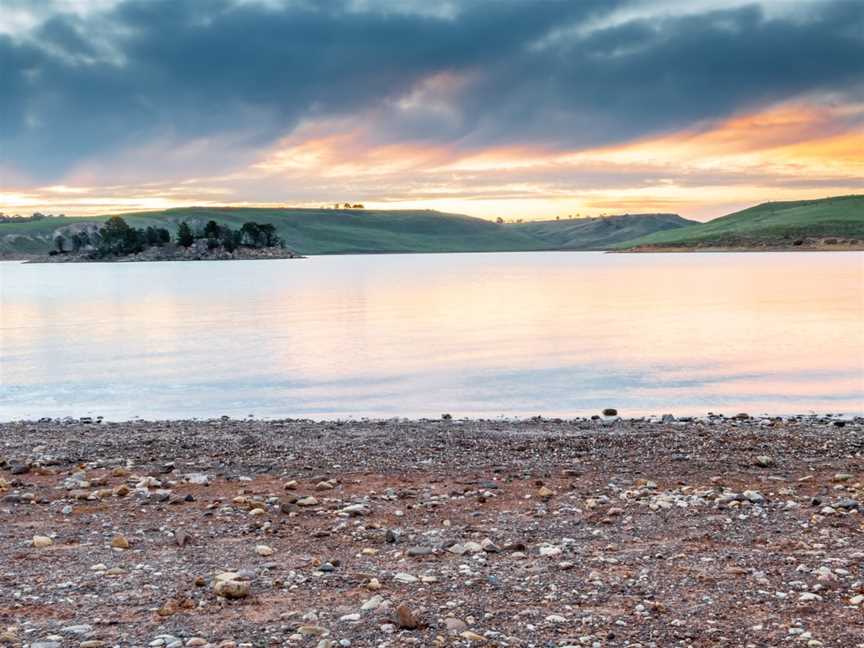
[1,252,862,419]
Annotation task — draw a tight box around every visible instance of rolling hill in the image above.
[2,197,859,258]
[616,195,864,250]
[0,207,692,257]
[510,213,697,250]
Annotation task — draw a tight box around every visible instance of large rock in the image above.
[213,576,250,599]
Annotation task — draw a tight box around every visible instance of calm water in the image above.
[1,252,862,420]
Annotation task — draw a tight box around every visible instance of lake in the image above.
[1,251,862,420]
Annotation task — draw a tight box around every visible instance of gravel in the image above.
[1,414,862,647]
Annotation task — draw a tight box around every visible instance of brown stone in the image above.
[396,603,420,629]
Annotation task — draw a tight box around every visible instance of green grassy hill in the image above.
[510,213,697,250]
[616,195,864,249]
[0,207,545,257]
[0,207,692,257]
[7,197,855,257]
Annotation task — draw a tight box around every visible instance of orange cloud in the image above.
[4,99,863,220]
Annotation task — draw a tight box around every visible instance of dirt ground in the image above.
[1,416,862,648]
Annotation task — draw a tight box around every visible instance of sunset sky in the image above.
[2,0,863,221]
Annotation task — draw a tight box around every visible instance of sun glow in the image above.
[4,100,863,221]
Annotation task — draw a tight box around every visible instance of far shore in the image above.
[617,243,864,253]
[14,246,304,264]
[3,244,863,263]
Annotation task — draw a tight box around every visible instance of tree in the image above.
[259,223,280,247]
[495,217,504,224]
[204,220,221,239]
[54,235,66,253]
[70,233,83,253]
[240,222,262,247]
[98,216,143,256]
[220,227,241,252]
[177,222,194,248]
[143,226,170,247]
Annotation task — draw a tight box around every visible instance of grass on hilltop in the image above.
[510,213,696,250]
[616,195,864,249]
[1,207,690,256]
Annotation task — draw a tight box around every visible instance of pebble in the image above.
[742,490,765,504]
[396,603,420,629]
[61,625,93,636]
[213,572,251,599]
[460,630,486,642]
[32,535,53,548]
[799,592,823,602]
[297,626,329,637]
[361,595,383,610]
[255,544,274,556]
[444,617,467,633]
[339,504,369,516]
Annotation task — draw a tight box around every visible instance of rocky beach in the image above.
[1,416,862,648]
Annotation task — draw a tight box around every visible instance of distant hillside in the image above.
[617,195,864,250]
[0,207,691,257]
[0,207,541,257]
[509,213,696,250]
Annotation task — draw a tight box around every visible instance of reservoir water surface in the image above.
[1,251,862,420]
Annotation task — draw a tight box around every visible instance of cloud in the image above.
[2,0,863,183]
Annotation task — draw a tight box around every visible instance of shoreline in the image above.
[4,246,863,262]
[2,416,863,646]
[617,242,864,253]
[3,412,862,425]
[23,249,304,264]
[607,246,864,254]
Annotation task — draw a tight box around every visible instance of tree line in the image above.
[1,212,64,223]
[53,216,284,257]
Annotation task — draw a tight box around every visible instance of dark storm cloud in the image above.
[2,0,863,179]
